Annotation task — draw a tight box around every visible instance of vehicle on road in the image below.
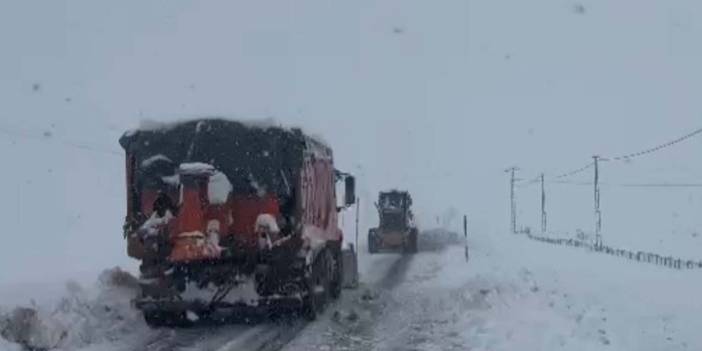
[368,190,418,254]
[119,118,357,326]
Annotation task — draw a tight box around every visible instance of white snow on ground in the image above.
[460,231,702,351]
[285,228,702,351]
[0,339,22,351]
[3,228,702,350]
[0,268,153,351]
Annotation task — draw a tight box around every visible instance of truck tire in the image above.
[329,246,342,300]
[143,310,166,328]
[368,229,378,254]
[302,250,330,321]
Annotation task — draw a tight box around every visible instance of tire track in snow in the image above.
[142,325,248,351]
[213,325,280,351]
[281,251,419,351]
[140,248,418,351]
[140,319,307,351]
[377,254,415,290]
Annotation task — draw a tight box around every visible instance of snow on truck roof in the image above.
[380,189,411,196]
[122,117,330,149]
[381,189,410,193]
[119,118,332,199]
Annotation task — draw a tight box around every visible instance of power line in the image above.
[550,180,592,186]
[551,180,702,188]
[605,127,702,162]
[516,162,594,189]
[617,183,702,188]
[553,162,594,180]
[519,126,702,184]
[513,126,702,251]
[516,175,541,188]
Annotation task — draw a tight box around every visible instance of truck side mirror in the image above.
[345,176,356,206]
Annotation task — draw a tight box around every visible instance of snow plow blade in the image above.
[341,245,359,289]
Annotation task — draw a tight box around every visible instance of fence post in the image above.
[464,215,469,261]
[593,155,603,250]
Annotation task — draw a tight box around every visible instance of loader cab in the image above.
[368,190,418,254]
[378,190,412,211]
[377,190,413,230]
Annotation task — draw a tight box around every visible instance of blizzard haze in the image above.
[1,1,702,349]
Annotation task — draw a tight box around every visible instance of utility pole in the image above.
[505,167,519,234]
[355,196,360,251]
[463,214,468,239]
[593,156,602,250]
[541,173,547,233]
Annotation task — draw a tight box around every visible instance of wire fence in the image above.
[512,126,702,270]
[521,229,702,270]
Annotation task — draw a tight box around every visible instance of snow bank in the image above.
[0,337,22,351]
[0,268,145,351]
[418,228,464,251]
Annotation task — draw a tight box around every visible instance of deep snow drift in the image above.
[0,268,149,351]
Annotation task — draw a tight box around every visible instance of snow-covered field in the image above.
[2,0,702,350]
[9,227,699,351]
[285,228,702,351]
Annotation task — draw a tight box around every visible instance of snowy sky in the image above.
[1,0,701,287]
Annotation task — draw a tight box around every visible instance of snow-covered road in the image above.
[3,228,702,351]
[286,227,702,351]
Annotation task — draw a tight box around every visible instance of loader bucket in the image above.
[342,244,359,288]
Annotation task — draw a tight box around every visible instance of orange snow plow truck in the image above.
[119,118,357,326]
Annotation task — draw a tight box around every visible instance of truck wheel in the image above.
[329,247,342,300]
[144,310,165,328]
[302,251,330,320]
[368,230,378,254]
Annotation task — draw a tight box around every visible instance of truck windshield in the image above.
[379,194,405,210]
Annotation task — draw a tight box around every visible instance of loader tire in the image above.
[368,230,378,254]
[302,250,330,321]
[405,229,419,254]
